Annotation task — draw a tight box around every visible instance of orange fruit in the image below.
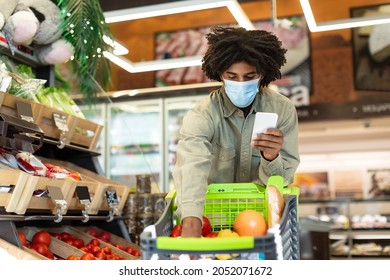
[233,210,268,237]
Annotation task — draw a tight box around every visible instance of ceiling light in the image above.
[104,0,254,30]
[102,35,129,55]
[103,0,254,73]
[103,51,202,73]
[111,82,222,98]
[300,0,390,32]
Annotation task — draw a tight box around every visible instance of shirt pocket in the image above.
[210,144,236,183]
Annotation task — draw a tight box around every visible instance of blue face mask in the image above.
[223,78,260,108]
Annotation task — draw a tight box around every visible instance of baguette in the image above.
[267,185,285,228]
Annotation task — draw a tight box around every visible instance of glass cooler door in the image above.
[107,99,163,190]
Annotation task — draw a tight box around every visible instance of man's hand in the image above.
[251,128,284,161]
[181,216,202,237]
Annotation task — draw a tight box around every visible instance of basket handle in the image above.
[266,175,284,195]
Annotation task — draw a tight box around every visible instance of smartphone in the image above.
[251,112,278,138]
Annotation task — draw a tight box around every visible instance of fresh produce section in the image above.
[14,226,140,260]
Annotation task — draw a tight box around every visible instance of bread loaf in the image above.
[267,185,285,228]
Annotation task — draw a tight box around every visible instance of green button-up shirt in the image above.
[172,86,300,221]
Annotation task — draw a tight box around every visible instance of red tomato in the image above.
[95,252,107,260]
[87,228,99,237]
[31,243,50,257]
[60,232,73,242]
[72,238,84,248]
[45,250,55,260]
[170,224,182,237]
[79,246,89,253]
[233,210,268,237]
[50,233,61,240]
[114,243,124,250]
[124,247,135,254]
[89,238,100,246]
[201,216,212,236]
[81,253,96,260]
[32,231,51,246]
[90,245,101,256]
[132,250,141,257]
[205,232,218,238]
[67,255,80,260]
[98,231,111,243]
[18,231,27,246]
[101,245,111,255]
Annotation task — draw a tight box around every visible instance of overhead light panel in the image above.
[300,0,390,32]
[104,0,254,73]
[104,0,254,30]
[103,51,202,73]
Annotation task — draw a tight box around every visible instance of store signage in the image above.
[297,101,390,121]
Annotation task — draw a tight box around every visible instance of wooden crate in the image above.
[0,91,41,121]
[67,116,103,150]
[74,225,140,253]
[15,175,77,215]
[0,169,30,214]
[0,91,103,151]
[66,178,103,215]
[37,157,130,216]
[34,104,73,144]
[0,238,45,260]
[20,227,84,260]
[37,226,138,260]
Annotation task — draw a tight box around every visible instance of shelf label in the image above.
[76,186,91,205]
[106,190,119,208]
[53,113,68,132]
[16,101,34,122]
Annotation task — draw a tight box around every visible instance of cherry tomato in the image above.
[114,243,124,250]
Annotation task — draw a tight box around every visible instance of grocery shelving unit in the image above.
[299,198,390,259]
[0,39,131,253]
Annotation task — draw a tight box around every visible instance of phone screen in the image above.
[251,112,278,138]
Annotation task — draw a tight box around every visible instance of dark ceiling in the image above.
[99,0,255,12]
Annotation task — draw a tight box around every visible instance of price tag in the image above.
[16,101,34,122]
[106,190,119,208]
[47,185,65,202]
[53,113,68,132]
[76,186,91,205]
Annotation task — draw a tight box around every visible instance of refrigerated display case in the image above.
[163,95,206,190]
[79,104,106,173]
[107,99,164,190]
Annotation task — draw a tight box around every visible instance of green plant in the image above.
[54,0,113,103]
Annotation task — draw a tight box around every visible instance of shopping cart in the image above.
[140,176,300,260]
